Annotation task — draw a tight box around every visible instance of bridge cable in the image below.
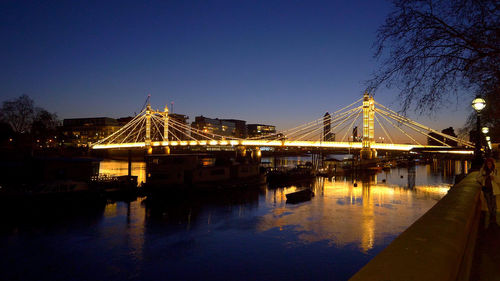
[104,113,145,145]
[293,107,362,141]
[375,102,473,147]
[374,113,394,144]
[134,118,146,143]
[167,117,230,141]
[168,123,197,141]
[92,108,146,146]
[376,109,451,147]
[154,116,196,141]
[247,100,363,140]
[341,108,363,142]
[167,117,218,141]
[121,116,146,143]
[375,110,422,145]
[285,106,362,140]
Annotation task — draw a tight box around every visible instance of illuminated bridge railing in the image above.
[91,140,471,152]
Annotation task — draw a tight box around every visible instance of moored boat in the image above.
[267,163,315,187]
[144,154,266,194]
[286,189,314,204]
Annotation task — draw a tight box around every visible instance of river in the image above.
[0,157,466,280]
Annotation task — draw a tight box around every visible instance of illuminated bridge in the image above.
[91,93,474,158]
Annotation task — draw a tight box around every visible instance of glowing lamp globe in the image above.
[481,127,489,134]
[472,97,486,112]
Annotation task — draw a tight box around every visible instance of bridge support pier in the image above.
[251,148,261,163]
[236,146,247,160]
[361,148,377,160]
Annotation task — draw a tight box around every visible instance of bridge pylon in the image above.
[361,92,376,160]
[164,104,170,155]
[145,103,152,154]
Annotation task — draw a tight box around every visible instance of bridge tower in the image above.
[164,104,170,154]
[360,92,376,159]
[145,103,152,154]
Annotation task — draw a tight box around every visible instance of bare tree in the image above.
[368,0,500,113]
[31,108,60,137]
[0,95,35,133]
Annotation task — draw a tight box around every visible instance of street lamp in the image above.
[472,96,486,169]
[482,127,489,134]
[472,97,486,112]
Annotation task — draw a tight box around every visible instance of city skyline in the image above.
[1,0,472,132]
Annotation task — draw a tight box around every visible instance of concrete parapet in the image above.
[350,172,482,281]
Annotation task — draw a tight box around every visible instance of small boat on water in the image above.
[286,189,314,204]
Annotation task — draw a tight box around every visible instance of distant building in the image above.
[323,112,334,141]
[169,113,189,140]
[117,116,134,126]
[222,119,247,138]
[247,124,276,138]
[428,127,458,146]
[61,117,121,147]
[191,116,236,139]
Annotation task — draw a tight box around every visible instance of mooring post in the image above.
[128,149,132,177]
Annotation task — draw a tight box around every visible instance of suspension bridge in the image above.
[91,93,474,158]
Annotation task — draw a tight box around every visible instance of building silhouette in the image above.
[221,119,247,138]
[191,116,236,140]
[169,113,189,141]
[428,127,458,146]
[323,112,334,141]
[247,124,276,138]
[61,117,121,147]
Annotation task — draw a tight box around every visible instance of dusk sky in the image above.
[1,0,472,132]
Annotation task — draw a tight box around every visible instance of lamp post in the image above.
[472,96,486,169]
[482,127,490,157]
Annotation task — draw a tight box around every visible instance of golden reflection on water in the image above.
[102,198,146,263]
[99,160,147,184]
[126,198,146,262]
[258,177,449,252]
[104,202,118,217]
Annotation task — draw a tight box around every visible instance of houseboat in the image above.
[267,162,316,188]
[144,154,266,193]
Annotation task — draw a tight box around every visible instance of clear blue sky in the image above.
[0,0,471,132]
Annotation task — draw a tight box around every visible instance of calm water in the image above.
[0,158,465,280]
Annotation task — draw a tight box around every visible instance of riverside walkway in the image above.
[350,160,500,281]
[470,160,500,281]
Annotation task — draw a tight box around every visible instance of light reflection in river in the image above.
[99,160,146,184]
[258,168,449,253]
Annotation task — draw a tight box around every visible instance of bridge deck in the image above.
[91,140,471,152]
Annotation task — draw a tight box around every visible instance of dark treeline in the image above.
[0,95,61,152]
